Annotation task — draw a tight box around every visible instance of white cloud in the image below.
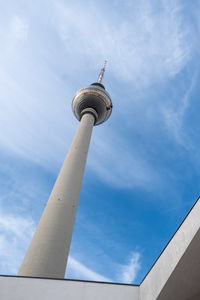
[161,71,198,148]
[67,256,111,282]
[120,252,141,284]
[67,252,141,284]
[0,211,35,274]
[89,132,159,189]
[55,0,192,85]
[10,15,28,40]
[0,0,197,191]
[0,209,140,284]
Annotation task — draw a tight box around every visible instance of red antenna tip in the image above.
[97,60,107,83]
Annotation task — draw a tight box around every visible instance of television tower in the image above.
[18,62,112,278]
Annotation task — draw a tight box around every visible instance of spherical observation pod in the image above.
[72,82,112,125]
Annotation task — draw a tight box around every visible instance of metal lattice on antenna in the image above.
[97,60,107,83]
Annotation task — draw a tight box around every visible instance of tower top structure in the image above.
[18,62,112,279]
[72,61,112,126]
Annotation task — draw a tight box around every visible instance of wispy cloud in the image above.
[67,252,141,284]
[10,15,28,41]
[0,211,35,274]
[55,0,192,85]
[120,252,141,284]
[89,133,160,189]
[0,0,197,191]
[67,257,111,282]
[161,71,198,148]
[0,209,140,284]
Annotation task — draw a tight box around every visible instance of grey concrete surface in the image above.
[18,113,95,278]
[0,276,139,300]
[140,198,200,300]
[156,227,200,300]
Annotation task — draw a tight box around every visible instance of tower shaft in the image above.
[18,112,95,278]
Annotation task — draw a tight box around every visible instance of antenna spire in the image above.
[97,60,107,83]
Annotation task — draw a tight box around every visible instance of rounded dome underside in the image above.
[72,85,112,125]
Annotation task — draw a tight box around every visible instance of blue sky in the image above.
[0,0,200,284]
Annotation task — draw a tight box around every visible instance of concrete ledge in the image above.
[0,275,139,300]
[140,197,200,300]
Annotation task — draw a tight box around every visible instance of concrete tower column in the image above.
[18,112,95,278]
[18,76,112,279]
